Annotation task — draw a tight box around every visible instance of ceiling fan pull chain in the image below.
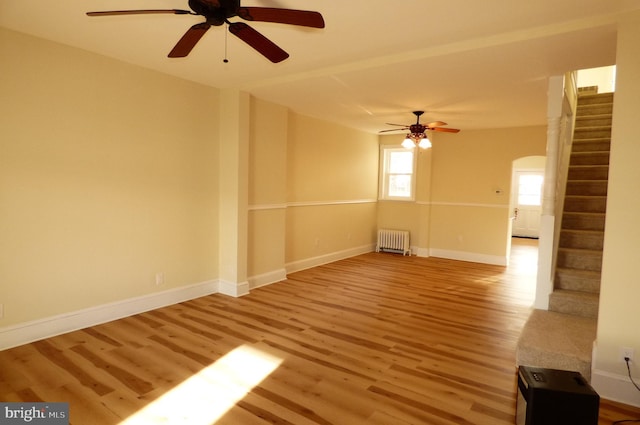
[223,24,229,63]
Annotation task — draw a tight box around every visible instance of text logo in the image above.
[0,403,68,424]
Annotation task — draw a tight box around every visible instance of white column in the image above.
[534,76,564,309]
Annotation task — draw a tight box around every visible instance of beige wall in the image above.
[378,127,546,261]
[430,127,545,262]
[285,113,379,267]
[0,28,220,327]
[377,136,433,253]
[593,10,640,403]
[248,99,288,279]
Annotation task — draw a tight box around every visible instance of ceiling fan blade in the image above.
[431,127,460,133]
[385,123,411,127]
[228,22,289,63]
[425,121,447,128]
[168,23,210,58]
[237,7,325,28]
[379,128,409,133]
[87,9,193,17]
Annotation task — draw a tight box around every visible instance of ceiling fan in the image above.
[380,111,460,149]
[380,111,460,135]
[86,0,325,63]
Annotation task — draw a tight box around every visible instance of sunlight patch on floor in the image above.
[119,345,283,424]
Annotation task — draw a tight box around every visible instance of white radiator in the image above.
[376,229,411,256]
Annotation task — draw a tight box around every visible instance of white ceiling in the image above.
[1,0,636,134]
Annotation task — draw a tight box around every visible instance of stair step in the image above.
[566,180,608,196]
[575,115,613,127]
[559,229,604,250]
[555,268,601,293]
[563,195,607,213]
[573,127,612,141]
[568,165,609,180]
[577,92,614,105]
[569,151,610,166]
[557,247,603,271]
[561,212,605,231]
[516,309,597,381]
[577,103,614,117]
[571,138,611,153]
[577,86,598,96]
[549,290,599,318]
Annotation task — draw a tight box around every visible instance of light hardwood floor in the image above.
[2,238,639,424]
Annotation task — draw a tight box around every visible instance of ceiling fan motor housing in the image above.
[189,0,239,25]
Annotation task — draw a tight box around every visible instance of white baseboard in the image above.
[286,244,375,274]
[429,248,507,266]
[218,280,250,297]
[414,246,430,257]
[0,280,218,351]
[592,368,640,407]
[249,269,287,290]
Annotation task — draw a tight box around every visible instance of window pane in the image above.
[389,151,414,173]
[518,175,543,206]
[388,175,412,197]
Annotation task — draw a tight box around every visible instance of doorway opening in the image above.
[510,156,546,239]
[508,156,545,282]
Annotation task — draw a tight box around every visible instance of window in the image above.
[379,146,416,200]
[517,174,544,206]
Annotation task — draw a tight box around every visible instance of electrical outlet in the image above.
[155,272,164,286]
[620,347,635,363]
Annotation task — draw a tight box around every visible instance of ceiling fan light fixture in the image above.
[402,135,416,149]
[402,132,431,149]
[418,136,431,149]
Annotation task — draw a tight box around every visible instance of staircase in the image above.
[516,92,613,381]
[550,92,612,319]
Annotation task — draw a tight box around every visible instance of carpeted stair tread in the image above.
[557,247,603,271]
[516,309,597,381]
[561,212,605,231]
[565,180,608,196]
[548,289,599,318]
[563,195,607,213]
[575,114,613,127]
[568,165,609,180]
[555,267,601,293]
[571,140,611,153]
[569,151,610,166]
[577,92,614,104]
[559,229,604,250]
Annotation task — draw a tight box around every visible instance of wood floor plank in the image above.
[1,239,639,424]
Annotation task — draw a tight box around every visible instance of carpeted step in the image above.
[566,180,607,196]
[556,247,602,271]
[570,139,611,153]
[575,114,613,127]
[559,229,604,250]
[516,309,597,381]
[577,92,614,105]
[569,151,610,166]
[561,212,605,231]
[563,195,607,213]
[577,103,614,117]
[555,268,601,293]
[548,289,599,319]
[573,126,612,140]
[568,165,609,180]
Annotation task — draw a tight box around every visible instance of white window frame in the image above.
[379,145,417,201]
